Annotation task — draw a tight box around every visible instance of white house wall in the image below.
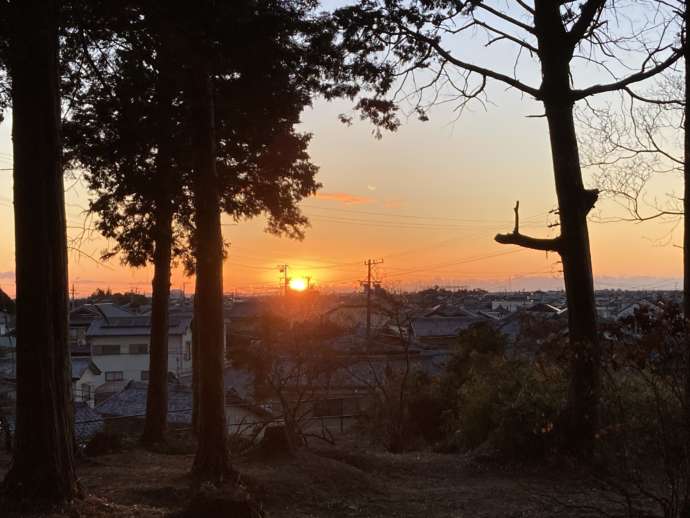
[89,330,193,384]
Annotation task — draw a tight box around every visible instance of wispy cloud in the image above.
[314,192,375,205]
[0,271,14,280]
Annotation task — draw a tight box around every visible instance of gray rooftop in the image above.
[71,357,101,380]
[411,316,482,338]
[86,315,192,338]
[96,381,193,424]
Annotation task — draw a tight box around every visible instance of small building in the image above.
[321,304,390,332]
[86,315,193,384]
[69,303,133,357]
[410,315,483,347]
[71,357,102,407]
[490,296,532,313]
[96,380,271,436]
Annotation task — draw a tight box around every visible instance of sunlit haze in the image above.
[0,49,684,298]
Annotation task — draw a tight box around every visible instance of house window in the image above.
[129,344,148,355]
[93,344,121,355]
[141,371,149,381]
[184,341,191,361]
[105,371,124,382]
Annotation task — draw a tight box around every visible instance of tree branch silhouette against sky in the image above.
[0,0,686,296]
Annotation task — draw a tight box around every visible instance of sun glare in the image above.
[289,277,308,292]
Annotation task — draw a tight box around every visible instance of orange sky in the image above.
[0,88,685,297]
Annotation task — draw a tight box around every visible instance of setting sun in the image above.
[289,277,308,292]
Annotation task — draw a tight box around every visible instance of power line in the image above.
[382,249,525,279]
[302,203,550,224]
[362,258,383,340]
[277,264,289,297]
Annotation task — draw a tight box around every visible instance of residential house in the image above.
[410,314,484,347]
[69,303,133,357]
[72,357,103,407]
[321,303,390,333]
[0,310,12,336]
[226,298,265,349]
[96,380,272,436]
[490,295,532,312]
[86,315,193,385]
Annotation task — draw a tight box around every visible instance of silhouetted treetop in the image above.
[334,0,682,128]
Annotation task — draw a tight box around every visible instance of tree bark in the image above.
[682,2,690,513]
[141,17,176,446]
[192,301,200,434]
[537,0,600,456]
[545,100,601,455]
[672,5,690,513]
[141,203,172,444]
[188,55,232,482]
[2,0,79,502]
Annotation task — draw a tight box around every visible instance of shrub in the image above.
[450,356,566,459]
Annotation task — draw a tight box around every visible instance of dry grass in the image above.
[0,441,623,517]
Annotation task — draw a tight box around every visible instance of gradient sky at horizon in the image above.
[0,1,685,297]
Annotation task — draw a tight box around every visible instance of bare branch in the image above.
[495,201,562,252]
[573,50,682,100]
[474,3,536,34]
[404,28,541,98]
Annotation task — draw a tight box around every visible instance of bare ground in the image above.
[0,443,623,517]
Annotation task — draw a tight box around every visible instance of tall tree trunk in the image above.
[142,17,176,446]
[192,301,200,434]
[2,0,79,502]
[141,203,172,444]
[188,55,232,482]
[676,5,690,511]
[545,100,600,455]
[682,2,690,512]
[535,1,601,455]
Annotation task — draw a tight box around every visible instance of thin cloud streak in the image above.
[314,191,375,205]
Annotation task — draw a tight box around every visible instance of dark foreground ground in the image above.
[0,443,625,517]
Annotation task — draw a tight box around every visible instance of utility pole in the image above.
[362,259,383,340]
[277,264,289,297]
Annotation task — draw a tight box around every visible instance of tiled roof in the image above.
[96,381,193,424]
[70,303,133,325]
[411,316,481,337]
[71,357,101,380]
[5,402,104,441]
[74,402,105,440]
[86,315,192,337]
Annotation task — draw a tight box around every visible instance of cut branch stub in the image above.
[495,200,562,252]
[582,188,598,215]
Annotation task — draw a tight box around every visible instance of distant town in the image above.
[0,284,675,444]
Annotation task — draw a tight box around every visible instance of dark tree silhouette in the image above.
[1,0,79,502]
[336,0,681,455]
[64,1,326,446]
[186,50,230,481]
[177,0,368,480]
[63,4,191,445]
